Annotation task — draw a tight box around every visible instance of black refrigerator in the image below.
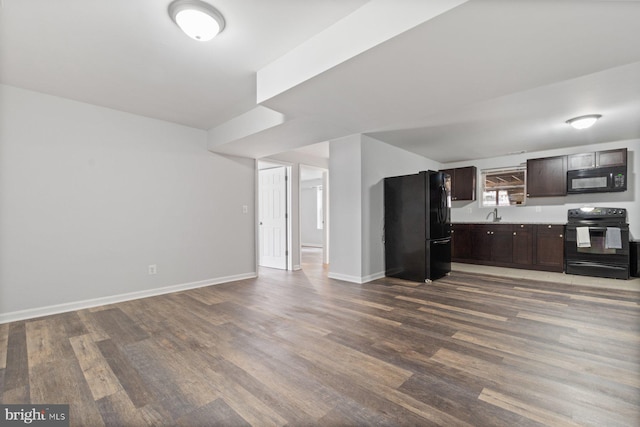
[384,170,451,283]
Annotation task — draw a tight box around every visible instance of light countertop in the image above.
[452,222,566,225]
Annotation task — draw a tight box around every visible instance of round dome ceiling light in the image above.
[566,114,602,130]
[168,0,225,41]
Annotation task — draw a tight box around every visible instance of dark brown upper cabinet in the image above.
[526,155,567,197]
[441,166,476,201]
[568,152,595,170]
[597,148,627,167]
[568,148,627,170]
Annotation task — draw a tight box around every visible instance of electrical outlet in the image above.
[535,206,542,213]
[148,264,157,275]
[242,205,248,214]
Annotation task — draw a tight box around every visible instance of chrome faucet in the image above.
[486,207,502,222]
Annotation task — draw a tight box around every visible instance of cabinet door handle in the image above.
[513,232,517,235]
[559,234,563,238]
[548,225,552,228]
[487,231,491,234]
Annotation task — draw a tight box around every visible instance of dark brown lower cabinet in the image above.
[534,225,565,271]
[469,225,491,260]
[451,224,472,260]
[452,223,564,272]
[484,224,513,264]
[512,224,533,266]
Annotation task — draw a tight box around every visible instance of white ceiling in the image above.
[0,0,367,129]
[2,0,640,163]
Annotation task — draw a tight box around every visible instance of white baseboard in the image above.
[328,271,385,284]
[328,272,361,283]
[0,272,257,324]
[362,271,385,283]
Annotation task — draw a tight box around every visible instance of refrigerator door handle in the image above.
[439,185,448,224]
[444,186,448,222]
[433,238,451,245]
[438,186,442,224]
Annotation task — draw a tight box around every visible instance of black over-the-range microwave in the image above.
[567,165,627,194]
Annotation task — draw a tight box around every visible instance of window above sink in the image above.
[481,166,526,207]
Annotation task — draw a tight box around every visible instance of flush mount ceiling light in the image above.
[168,0,225,41]
[566,114,602,130]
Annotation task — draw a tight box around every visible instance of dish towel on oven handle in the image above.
[576,227,591,248]
[605,227,622,249]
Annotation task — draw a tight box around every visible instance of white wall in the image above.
[329,134,438,282]
[328,135,363,282]
[443,139,640,239]
[360,135,440,280]
[266,150,328,170]
[301,179,323,246]
[0,85,256,321]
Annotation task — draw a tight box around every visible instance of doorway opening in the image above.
[300,165,329,268]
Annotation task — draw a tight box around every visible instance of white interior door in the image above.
[259,167,288,270]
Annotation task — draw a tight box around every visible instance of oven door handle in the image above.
[567,226,614,231]
[567,261,628,270]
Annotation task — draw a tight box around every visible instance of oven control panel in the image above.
[568,207,627,220]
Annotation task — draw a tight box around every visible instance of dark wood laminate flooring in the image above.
[1,249,639,426]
